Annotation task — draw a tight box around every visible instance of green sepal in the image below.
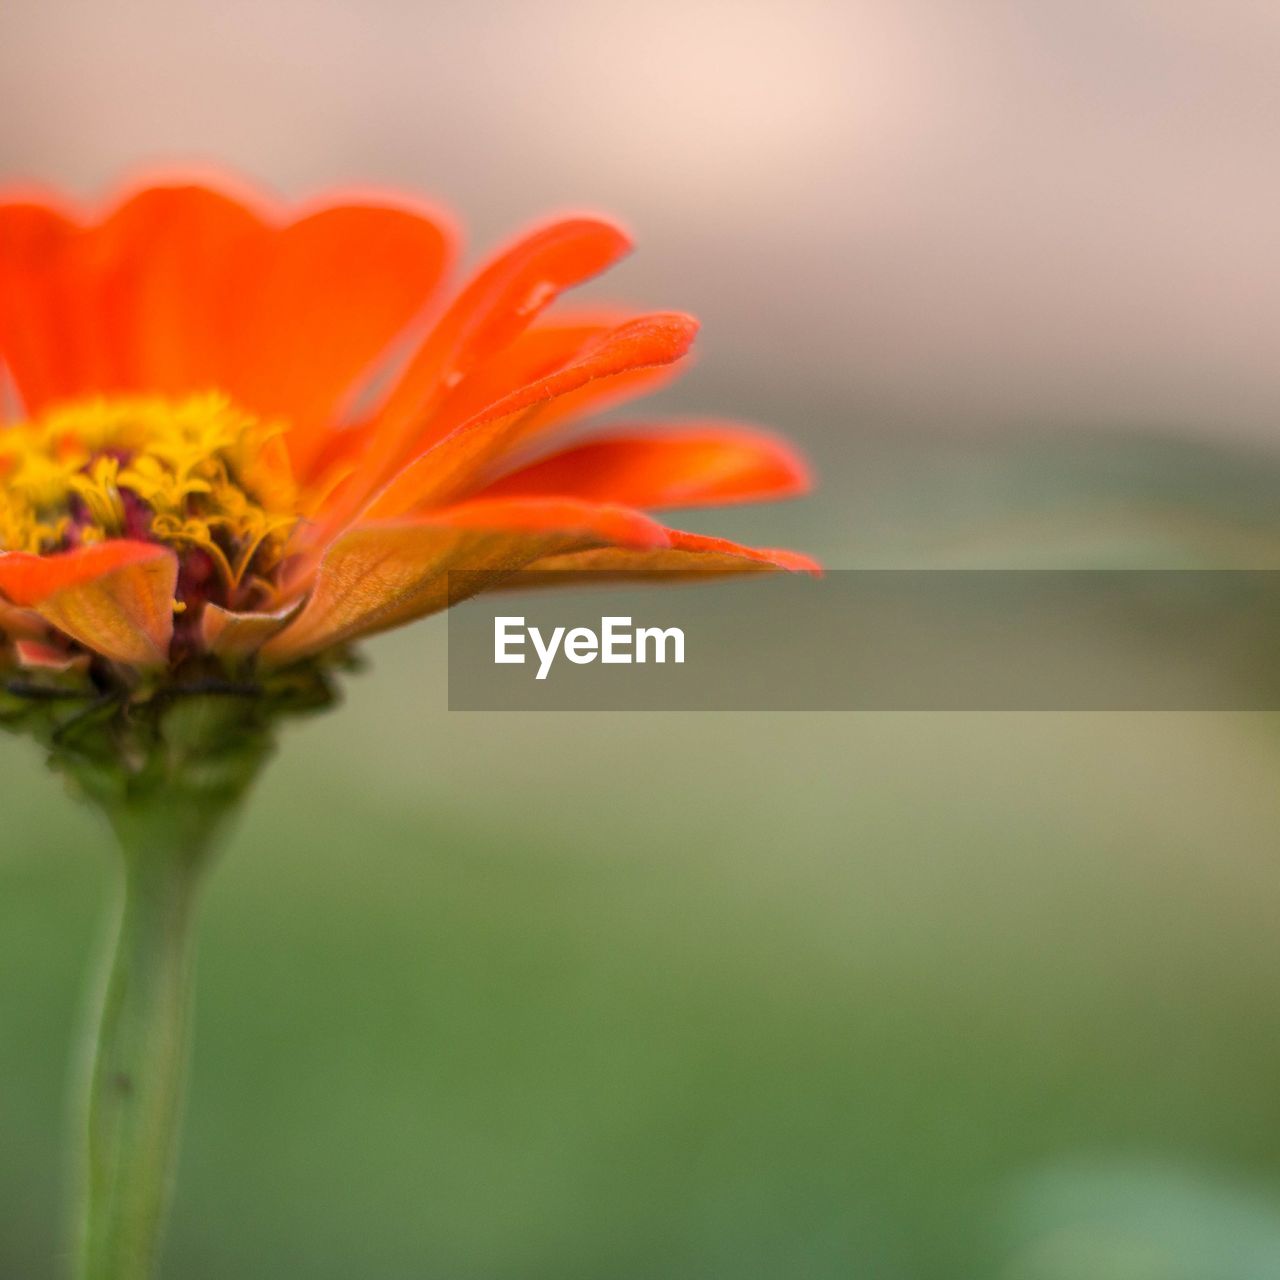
[2,657,344,855]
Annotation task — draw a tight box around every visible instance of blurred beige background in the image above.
[4,0,1280,455]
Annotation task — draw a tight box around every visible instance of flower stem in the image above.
[27,683,327,1279]
[75,815,212,1280]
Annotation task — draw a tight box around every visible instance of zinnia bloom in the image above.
[1,175,816,1280]
[0,179,814,680]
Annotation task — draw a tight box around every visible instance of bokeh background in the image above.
[5,2,1280,1276]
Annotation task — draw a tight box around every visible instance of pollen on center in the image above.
[0,392,300,610]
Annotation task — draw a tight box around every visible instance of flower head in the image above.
[0,179,814,685]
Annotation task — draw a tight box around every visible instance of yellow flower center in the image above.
[0,392,299,599]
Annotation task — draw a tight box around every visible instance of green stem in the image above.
[33,685,314,1278]
[75,818,212,1280]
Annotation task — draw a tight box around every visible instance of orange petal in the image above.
[264,498,667,662]
[297,311,670,507]
[479,424,813,509]
[224,201,455,479]
[200,600,301,661]
[2,182,454,439]
[361,313,699,520]
[332,218,632,525]
[81,184,273,397]
[1,184,271,410]
[425,310,632,438]
[517,361,681,436]
[0,542,177,666]
[296,312,665,518]
[524,528,821,577]
[0,198,86,412]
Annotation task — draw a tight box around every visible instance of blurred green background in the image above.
[7,0,1280,1275]
[6,434,1280,1279]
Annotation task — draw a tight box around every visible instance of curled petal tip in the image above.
[14,637,90,673]
[0,544,177,667]
[766,549,823,575]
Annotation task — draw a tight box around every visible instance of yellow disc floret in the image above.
[0,393,299,596]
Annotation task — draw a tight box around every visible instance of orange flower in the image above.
[0,179,815,675]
